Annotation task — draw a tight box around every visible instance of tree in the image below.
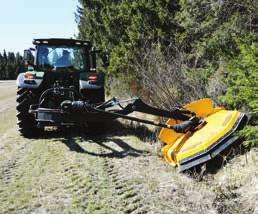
[7,52,16,79]
[0,50,23,80]
[0,53,3,79]
[76,0,180,74]
[222,38,258,147]
[222,38,258,114]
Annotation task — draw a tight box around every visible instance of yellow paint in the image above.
[159,98,242,167]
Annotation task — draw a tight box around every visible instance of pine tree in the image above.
[2,50,7,79]
[0,50,23,80]
[76,0,180,74]
[0,53,3,79]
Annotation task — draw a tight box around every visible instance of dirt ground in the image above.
[0,81,257,213]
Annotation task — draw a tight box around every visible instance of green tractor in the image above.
[17,38,107,137]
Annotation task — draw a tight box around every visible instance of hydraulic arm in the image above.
[30,87,204,133]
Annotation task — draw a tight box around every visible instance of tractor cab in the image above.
[24,38,99,72]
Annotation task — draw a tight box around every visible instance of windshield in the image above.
[36,45,88,71]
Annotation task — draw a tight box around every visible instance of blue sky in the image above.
[0,0,79,53]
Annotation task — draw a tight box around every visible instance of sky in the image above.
[0,0,79,54]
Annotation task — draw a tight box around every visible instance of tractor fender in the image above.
[16,73,43,89]
[79,80,103,90]
[79,72,105,90]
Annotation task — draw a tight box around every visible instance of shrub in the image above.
[221,37,258,147]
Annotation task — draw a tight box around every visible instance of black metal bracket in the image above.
[31,90,203,133]
[73,97,201,133]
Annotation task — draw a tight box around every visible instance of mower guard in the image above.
[159,99,248,172]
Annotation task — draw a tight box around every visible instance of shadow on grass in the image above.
[27,121,250,175]
[34,120,153,159]
[36,120,156,140]
[61,135,149,158]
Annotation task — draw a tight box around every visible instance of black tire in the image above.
[16,88,41,138]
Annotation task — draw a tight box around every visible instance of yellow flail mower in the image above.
[159,98,248,172]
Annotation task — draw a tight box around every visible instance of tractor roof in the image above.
[33,38,92,47]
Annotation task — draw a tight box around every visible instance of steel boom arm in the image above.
[85,97,202,133]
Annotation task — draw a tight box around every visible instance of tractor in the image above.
[17,38,106,136]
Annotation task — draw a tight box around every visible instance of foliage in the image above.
[239,126,258,148]
[134,43,204,108]
[221,38,258,147]
[0,50,23,80]
[221,39,258,114]
[174,0,257,102]
[174,0,257,148]
[76,0,180,75]
[175,0,256,68]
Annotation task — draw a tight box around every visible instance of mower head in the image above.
[159,98,249,172]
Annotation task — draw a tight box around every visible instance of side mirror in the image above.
[90,47,109,69]
[101,54,109,67]
[24,49,34,65]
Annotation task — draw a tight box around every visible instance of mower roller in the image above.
[17,38,248,172]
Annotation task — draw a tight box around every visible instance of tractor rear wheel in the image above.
[16,88,40,137]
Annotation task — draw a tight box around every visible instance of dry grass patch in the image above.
[0,108,16,135]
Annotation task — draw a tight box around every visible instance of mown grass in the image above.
[0,127,257,213]
[0,108,16,135]
[0,98,256,214]
[0,85,16,101]
[0,138,70,213]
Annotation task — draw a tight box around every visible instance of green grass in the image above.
[0,108,16,135]
[0,91,256,213]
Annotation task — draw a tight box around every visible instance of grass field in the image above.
[0,81,257,213]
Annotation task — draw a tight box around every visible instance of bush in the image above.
[239,126,258,148]
[134,43,205,109]
[221,37,258,148]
